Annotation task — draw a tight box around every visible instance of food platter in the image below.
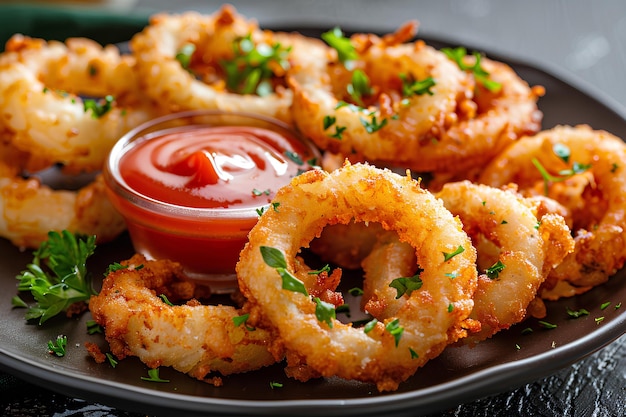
[1,28,626,417]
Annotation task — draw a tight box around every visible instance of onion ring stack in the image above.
[237,162,478,391]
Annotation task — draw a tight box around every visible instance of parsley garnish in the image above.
[159,294,174,306]
[84,95,114,119]
[47,335,67,357]
[363,318,378,333]
[321,27,358,65]
[538,320,557,329]
[441,46,502,92]
[347,69,372,106]
[314,297,336,328]
[400,74,436,97]
[566,307,590,318]
[259,246,308,296]
[389,274,423,299]
[269,381,284,389]
[284,150,304,165]
[385,319,404,347]
[221,34,291,96]
[485,260,506,279]
[141,368,169,383]
[175,43,196,70]
[86,320,103,335]
[443,245,465,261]
[106,353,118,368]
[15,230,96,324]
[531,143,592,195]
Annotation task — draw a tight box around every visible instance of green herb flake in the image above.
[441,46,502,92]
[86,320,103,335]
[389,274,423,299]
[400,74,436,97]
[409,347,419,359]
[600,301,611,310]
[485,260,506,280]
[363,318,378,333]
[348,287,364,296]
[321,27,358,64]
[141,368,169,383]
[84,95,114,119]
[323,115,337,130]
[47,335,68,357]
[284,150,304,165]
[566,307,590,318]
[539,320,557,329]
[308,264,331,275]
[269,381,284,389]
[385,319,404,347]
[314,297,336,328]
[595,316,605,324]
[175,43,196,70]
[232,313,250,327]
[252,188,271,196]
[521,327,534,335]
[106,352,118,368]
[347,69,372,106]
[443,245,465,261]
[159,294,174,306]
[447,303,454,313]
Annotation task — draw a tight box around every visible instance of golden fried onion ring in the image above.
[90,254,276,381]
[129,5,328,124]
[236,162,478,391]
[0,142,125,249]
[436,181,573,342]
[0,35,157,174]
[289,24,542,174]
[289,24,470,166]
[479,124,626,299]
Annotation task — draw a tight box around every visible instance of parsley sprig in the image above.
[14,230,97,324]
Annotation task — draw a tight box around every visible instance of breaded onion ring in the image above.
[289,24,542,174]
[0,142,125,249]
[435,181,573,342]
[236,162,478,391]
[0,35,157,174]
[289,23,471,166]
[479,124,626,299]
[130,5,328,124]
[90,254,276,381]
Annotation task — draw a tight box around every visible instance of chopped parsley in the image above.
[443,245,465,261]
[47,335,68,357]
[389,274,423,298]
[485,260,506,280]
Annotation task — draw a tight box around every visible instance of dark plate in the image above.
[0,29,625,417]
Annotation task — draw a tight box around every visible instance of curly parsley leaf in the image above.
[314,297,336,328]
[84,95,114,119]
[16,230,97,324]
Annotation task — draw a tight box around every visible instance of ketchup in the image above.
[119,126,310,209]
[104,112,319,293]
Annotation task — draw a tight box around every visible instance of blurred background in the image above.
[0,0,624,114]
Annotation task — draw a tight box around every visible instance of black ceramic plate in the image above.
[0,31,625,417]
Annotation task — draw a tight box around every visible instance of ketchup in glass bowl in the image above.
[103,110,320,293]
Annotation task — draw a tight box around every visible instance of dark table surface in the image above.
[1,1,625,416]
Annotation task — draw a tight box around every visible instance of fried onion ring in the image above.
[130,5,328,124]
[89,254,276,381]
[236,162,478,391]
[0,141,125,249]
[288,23,471,166]
[478,124,626,299]
[289,24,542,173]
[0,35,157,174]
[435,181,573,342]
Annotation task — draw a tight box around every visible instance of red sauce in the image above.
[105,122,318,292]
[119,126,311,209]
